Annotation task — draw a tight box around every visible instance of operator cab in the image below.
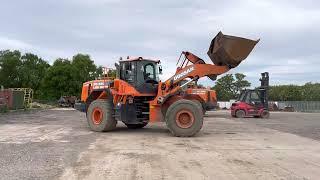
[238,90,264,108]
[116,57,162,94]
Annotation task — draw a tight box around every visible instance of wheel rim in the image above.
[92,107,103,125]
[175,110,195,129]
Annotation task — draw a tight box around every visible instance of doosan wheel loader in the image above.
[78,32,260,136]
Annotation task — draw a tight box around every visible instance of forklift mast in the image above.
[259,72,269,109]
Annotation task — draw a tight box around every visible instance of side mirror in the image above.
[159,65,163,75]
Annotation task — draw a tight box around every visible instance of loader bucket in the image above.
[207,31,259,68]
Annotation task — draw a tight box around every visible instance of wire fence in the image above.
[273,101,320,113]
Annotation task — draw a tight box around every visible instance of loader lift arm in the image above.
[155,31,260,104]
[155,52,230,104]
[149,32,259,123]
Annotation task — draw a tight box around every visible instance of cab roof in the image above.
[119,57,160,63]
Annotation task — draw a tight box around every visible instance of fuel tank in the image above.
[207,31,259,68]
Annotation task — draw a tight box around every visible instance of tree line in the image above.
[268,83,320,101]
[212,73,320,101]
[0,50,102,100]
[211,73,251,101]
[1,49,319,101]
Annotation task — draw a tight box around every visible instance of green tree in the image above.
[213,74,235,101]
[302,83,320,101]
[233,73,251,95]
[71,54,98,95]
[0,50,22,88]
[40,59,78,99]
[39,55,102,100]
[269,85,301,101]
[72,54,97,81]
[212,73,251,101]
[269,83,320,101]
[19,53,50,96]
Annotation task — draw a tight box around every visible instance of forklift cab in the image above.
[238,90,265,109]
[116,57,162,94]
[232,89,267,117]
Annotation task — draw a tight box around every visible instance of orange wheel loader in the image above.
[184,86,217,114]
[77,32,259,137]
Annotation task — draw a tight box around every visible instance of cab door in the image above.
[247,91,262,115]
[135,61,158,94]
[243,91,255,115]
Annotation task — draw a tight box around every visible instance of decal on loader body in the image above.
[173,67,194,81]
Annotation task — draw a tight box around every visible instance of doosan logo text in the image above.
[173,67,194,81]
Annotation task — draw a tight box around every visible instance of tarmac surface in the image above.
[1,109,320,180]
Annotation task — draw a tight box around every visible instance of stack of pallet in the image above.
[0,88,33,110]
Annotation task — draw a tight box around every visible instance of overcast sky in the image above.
[0,0,319,87]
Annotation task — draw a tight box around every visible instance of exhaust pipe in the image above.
[207,31,259,68]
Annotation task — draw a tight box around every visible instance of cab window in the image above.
[250,92,260,102]
[238,91,245,101]
[144,63,155,80]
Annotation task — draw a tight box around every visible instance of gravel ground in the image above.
[238,111,320,141]
[1,109,320,180]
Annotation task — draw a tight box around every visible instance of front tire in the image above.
[192,100,206,115]
[87,99,117,132]
[166,99,203,137]
[235,109,245,118]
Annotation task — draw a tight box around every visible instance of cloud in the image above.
[0,0,319,86]
[0,37,33,50]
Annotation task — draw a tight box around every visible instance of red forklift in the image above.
[231,72,270,118]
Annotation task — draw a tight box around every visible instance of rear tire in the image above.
[125,123,148,129]
[166,99,203,137]
[235,110,245,118]
[87,99,117,132]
